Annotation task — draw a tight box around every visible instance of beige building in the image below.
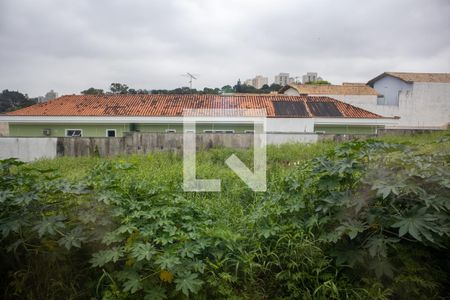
[274,73,294,86]
[252,75,268,89]
[244,79,253,86]
[244,75,268,89]
[302,72,324,83]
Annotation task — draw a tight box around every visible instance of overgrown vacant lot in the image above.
[1,132,449,299]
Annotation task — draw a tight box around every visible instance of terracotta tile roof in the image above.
[6,94,382,119]
[280,83,379,95]
[368,72,450,85]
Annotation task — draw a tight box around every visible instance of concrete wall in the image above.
[1,129,445,161]
[57,133,320,157]
[0,122,8,136]
[0,133,320,160]
[0,137,57,161]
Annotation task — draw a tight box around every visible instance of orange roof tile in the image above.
[6,94,382,119]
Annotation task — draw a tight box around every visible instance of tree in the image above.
[269,83,282,92]
[81,88,104,95]
[239,84,259,94]
[259,84,271,94]
[110,83,129,94]
[0,90,37,113]
[234,79,243,93]
[221,85,234,94]
[305,80,331,85]
[202,87,220,94]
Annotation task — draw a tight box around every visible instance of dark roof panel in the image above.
[307,102,343,117]
[272,101,309,117]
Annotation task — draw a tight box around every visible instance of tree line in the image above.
[0,90,38,113]
[81,81,284,95]
[1,79,330,113]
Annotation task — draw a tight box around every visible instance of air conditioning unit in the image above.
[43,128,51,136]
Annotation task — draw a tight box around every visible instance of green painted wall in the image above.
[9,123,377,137]
[9,123,255,137]
[314,125,378,134]
[137,123,254,133]
[9,124,131,137]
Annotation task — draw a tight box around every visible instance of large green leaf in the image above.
[130,242,156,261]
[90,247,124,267]
[174,272,203,296]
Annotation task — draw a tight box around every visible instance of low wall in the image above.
[1,130,443,161]
[376,128,446,136]
[0,122,8,136]
[0,133,320,161]
[56,133,319,157]
[0,137,57,161]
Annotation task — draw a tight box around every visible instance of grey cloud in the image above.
[0,0,449,96]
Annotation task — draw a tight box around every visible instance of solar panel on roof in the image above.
[307,102,343,117]
[272,101,309,117]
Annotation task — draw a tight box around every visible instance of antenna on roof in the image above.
[181,72,198,89]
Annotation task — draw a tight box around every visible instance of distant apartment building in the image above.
[252,75,268,89]
[38,90,58,103]
[274,73,294,86]
[244,79,253,86]
[244,75,269,89]
[302,72,323,83]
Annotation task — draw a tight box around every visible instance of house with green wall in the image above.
[0,94,396,137]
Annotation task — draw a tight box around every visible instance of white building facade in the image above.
[365,73,450,129]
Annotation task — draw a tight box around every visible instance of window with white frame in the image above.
[106,129,116,137]
[165,129,177,133]
[65,129,83,137]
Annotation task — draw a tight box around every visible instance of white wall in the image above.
[0,137,57,162]
[359,82,450,129]
[266,118,315,132]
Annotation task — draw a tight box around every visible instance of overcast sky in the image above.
[0,0,449,97]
